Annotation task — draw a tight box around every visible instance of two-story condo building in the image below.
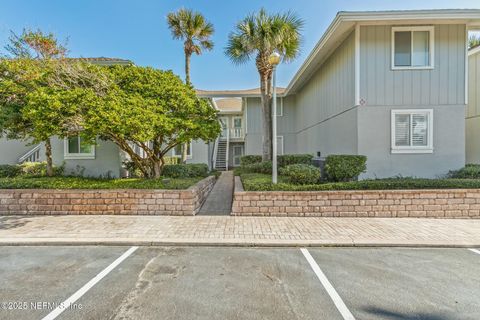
[1,9,480,179]
[198,9,480,178]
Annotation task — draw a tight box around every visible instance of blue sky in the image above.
[1,0,479,90]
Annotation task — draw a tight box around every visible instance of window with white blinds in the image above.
[391,110,433,153]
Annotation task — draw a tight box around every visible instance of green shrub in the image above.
[0,165,22,178]
[448,164,480,179]
[240,173,480,191]
[242,161,272,174]
[324,155,367,182]
[162,163,209,178]
[240,155,262,166]
[279,164,321,185]
[278,154,313,168]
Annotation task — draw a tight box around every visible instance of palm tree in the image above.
[167,8,214,163]
[225,8,303,161]
[167,8,214,85]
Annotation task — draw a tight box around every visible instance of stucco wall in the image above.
[50,137,122,178]
[0,138,38,164]
[358,105,465,178]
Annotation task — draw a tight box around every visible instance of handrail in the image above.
[212,137,219,170]
[18,144,41,163]
[225,128,230,171]
[18,144,40,163]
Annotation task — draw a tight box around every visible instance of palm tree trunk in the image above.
[185,52,191,84]
[45,138,54,177]
[260,72,272,161]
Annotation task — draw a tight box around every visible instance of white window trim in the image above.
[277,97,283,117]
[172,142,193,159]
[64,136,95,160]
[391,109,433,154]
[391,26,435,70]
[276,135,284,156]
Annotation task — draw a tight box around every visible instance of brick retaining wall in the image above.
[0,176,216,216]
[231,177,480,218]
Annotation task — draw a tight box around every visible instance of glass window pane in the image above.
[234,118,242,128]
[79,137,92,153]
[174,145,182,156]
[68,136,79,154]
[187,142,191,156]
[412,114,428,146]
[412,31,429,66]
[394,31,412,66]
[395,114,411,146]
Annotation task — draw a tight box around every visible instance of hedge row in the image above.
[240,173,480,191]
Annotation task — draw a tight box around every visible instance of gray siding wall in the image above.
[245,96,297,155]
[358,24,467,177]
[186,140,209,165]
[360,24,466,106]
[50,137,122,178]
[466,51,480,164]
[358,105,465,178]
[294,31,357,156]
[0,138,37,164]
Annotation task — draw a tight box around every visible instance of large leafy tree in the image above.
[167,8,214,163]
[0,29,68,176]
[225,9,303,161]
[80,66,220,178]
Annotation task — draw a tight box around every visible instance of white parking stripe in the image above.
[301,248,356,320]
[469,248,480,255]
[42,246,138,320]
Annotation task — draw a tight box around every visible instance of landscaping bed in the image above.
[232,155,480,218]
[0,175,216,216]
[0,176,202,190]
[239,173,480,191]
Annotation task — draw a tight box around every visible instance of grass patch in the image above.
[0,175,204,190]
[240,173,480,191]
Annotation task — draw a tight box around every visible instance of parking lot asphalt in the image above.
[0,246,479,320]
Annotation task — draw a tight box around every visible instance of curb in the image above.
[1,238,479,248]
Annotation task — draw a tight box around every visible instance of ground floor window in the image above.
[276,136,284,156]
[172,142,192,159]
[64,135,95,159]
[391,109,433,153]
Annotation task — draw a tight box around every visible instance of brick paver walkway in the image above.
[198,171,233,215]
[1,215,479,247]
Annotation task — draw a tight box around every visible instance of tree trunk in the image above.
[152,157,165,179]
[260,73,272,161]
[45,138,54,177]
[185,52,191,85]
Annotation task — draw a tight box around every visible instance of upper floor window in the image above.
[64,135,95,159]
[392,26,434,70]
[391,109,433,154]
